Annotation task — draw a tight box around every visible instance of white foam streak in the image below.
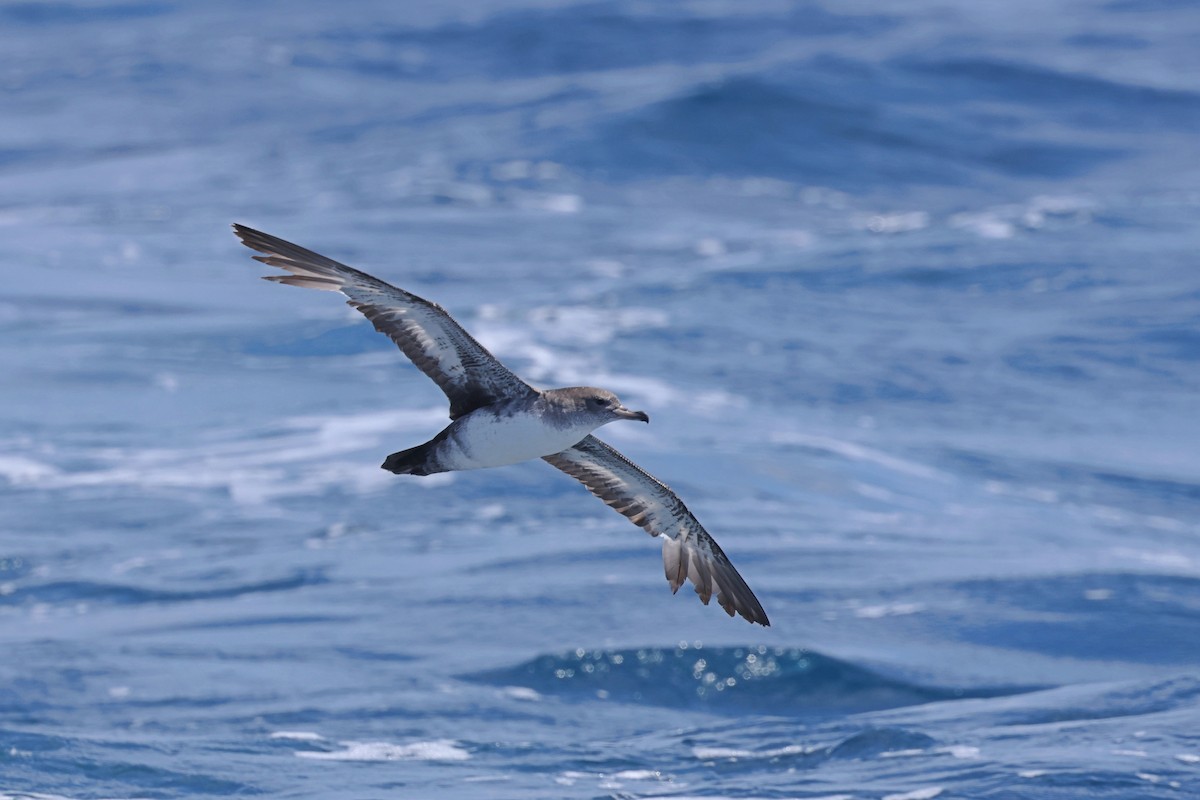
[692,743,817,760]
[770,432,946,480]
[502,686,542,701]
[269,730,324,741]
[883,789,943,800]
[473,324,569,383]
[4,407,452,504]
[474,305,672,386]
[653,797,850,800]
[854,602,925,619]
[296,739,469,762]
[0,456,61,485]
[0,795,154,800]
[526,305,669,346]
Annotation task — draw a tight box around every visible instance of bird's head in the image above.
[561,387,650,425]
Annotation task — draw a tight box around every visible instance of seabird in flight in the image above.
[233,224,769,626]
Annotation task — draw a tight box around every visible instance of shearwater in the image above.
[233,225,769,626]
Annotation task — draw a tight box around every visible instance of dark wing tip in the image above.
[678,535,769,626]
[730,589,771,627]
[737,583,771,627]
[232,223,284,259]
[231,224,354,292]
[712,556,770,626]
[232,223,295,259]
[231,222,264,249]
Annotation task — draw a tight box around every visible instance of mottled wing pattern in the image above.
[234,225,535,419]
[543,435,769,626]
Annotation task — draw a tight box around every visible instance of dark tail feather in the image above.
[382,443,435,476]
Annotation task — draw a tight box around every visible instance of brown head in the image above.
[545,387,650,425]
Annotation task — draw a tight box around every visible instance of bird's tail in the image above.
[381,443,435,476]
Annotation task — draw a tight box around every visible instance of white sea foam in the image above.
[939,745,981,759]
[296,739,469,762]
[854,602,925,619]
[949,210,1016,239]
[883,789,943,800]
[862,210,930,235]
[525,305,669,347]
[880,749,927,758]
[596,769,668,790]
[949,194,1095,240]
[269,731,324,741]
[0,455,61,486]
[650,797,850,800]
[512,191,583,214]
[692,744,817,760]
[0,794,155,800]
[5,407,453,505]
[610,769,663,780]
[473,322,574,383]
[769,432,946,481]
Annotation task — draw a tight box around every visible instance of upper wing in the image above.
[234,225,535,419]
[543,435,769,626]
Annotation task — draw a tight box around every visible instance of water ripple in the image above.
[466,645,1033,716]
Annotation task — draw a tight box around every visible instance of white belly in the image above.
[439,408,593,470]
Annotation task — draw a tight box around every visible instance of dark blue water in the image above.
[3,1,1200,797]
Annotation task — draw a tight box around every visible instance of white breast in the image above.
[439,407,595,470]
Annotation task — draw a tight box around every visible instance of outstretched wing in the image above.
[234,224,535,419]
[543,435,769,626]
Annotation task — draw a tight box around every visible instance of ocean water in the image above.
[3,1,1200,797]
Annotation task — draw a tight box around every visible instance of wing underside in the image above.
[233,224,534,419]
[543,435,769,626]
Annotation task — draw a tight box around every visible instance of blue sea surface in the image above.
[3,1,1200,797]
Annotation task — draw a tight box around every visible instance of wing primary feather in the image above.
[234,224,534,419]
[543,435,768,626]
[688,545,713,604]
[662,537,684,594]
[264,275,342,290]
